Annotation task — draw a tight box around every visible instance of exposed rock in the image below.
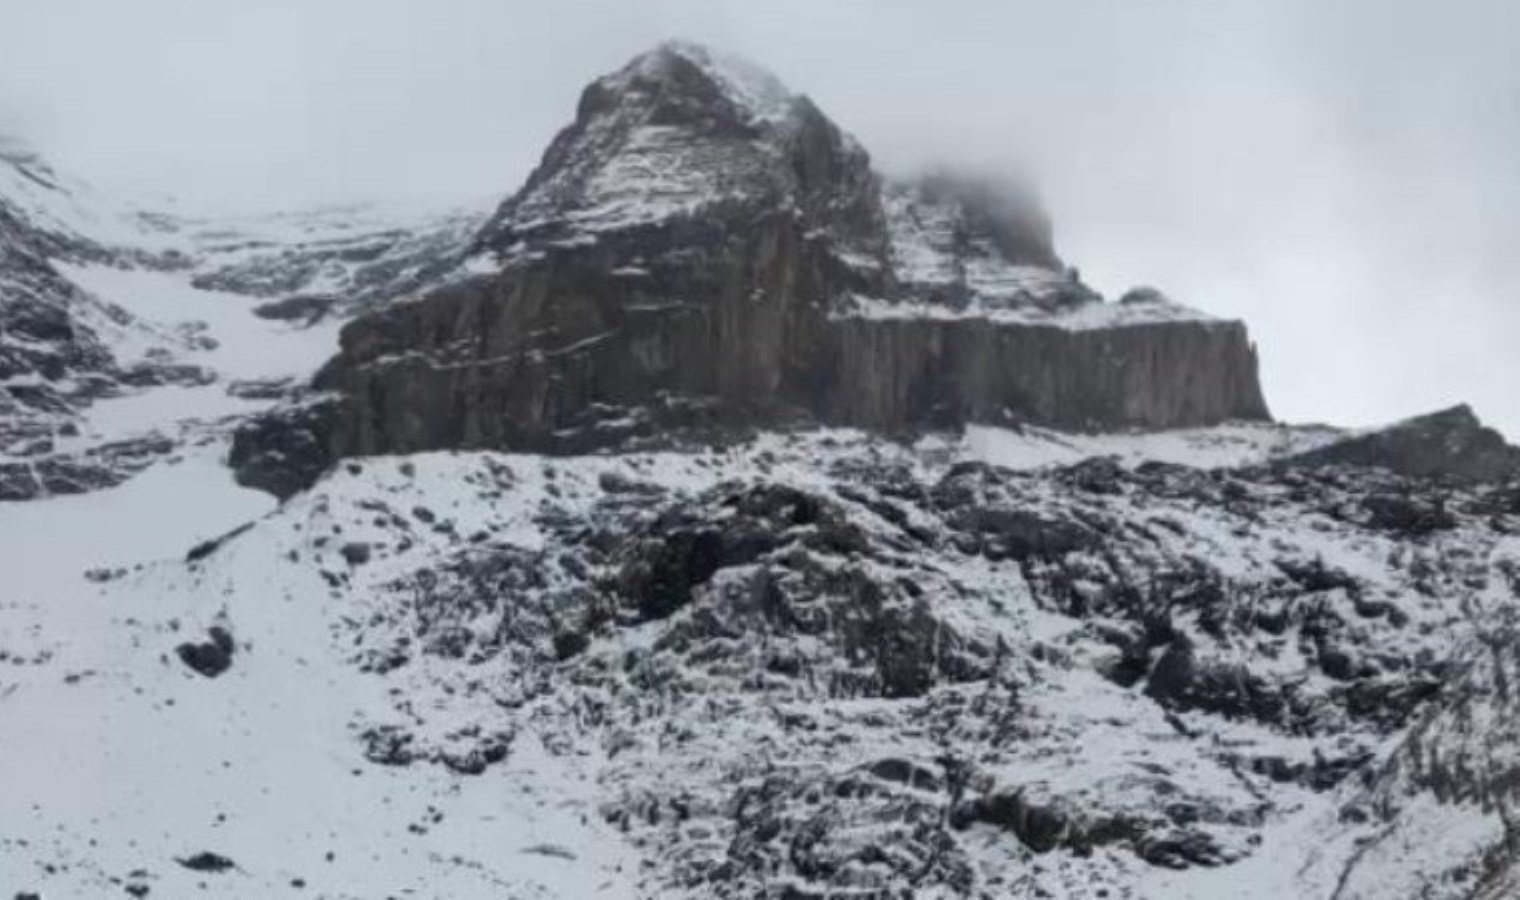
[16,434,177,498]
[360,725,417,767]
[186,522,255,563]
[1145,634,1285,723]
[117,361,215,389]
[522,844,578,861]
[971,787,1146,855]
[0,462,42,501]
[175,626,235,678]
[225,376,296,401]
[822,315,1266,433]
[251,293,336,323]
[942,496,1100,561]
[1285,405,1520,484]
[175,851,235,873]
[597,469,665,496]
[228,395,339,500]
[1361,491,1457,535]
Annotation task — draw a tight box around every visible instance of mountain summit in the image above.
[476,40,878,249]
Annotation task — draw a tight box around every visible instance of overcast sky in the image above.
[2,0,1516,437]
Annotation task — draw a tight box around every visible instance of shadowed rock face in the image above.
[303,42,1271,464]
[330,230,1268,456]
[821,316,1267,433]
[1284,405,1520,484]
[335,209,872,455]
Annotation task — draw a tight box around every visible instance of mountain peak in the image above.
[477,40,873,251]
[600,40,799,126]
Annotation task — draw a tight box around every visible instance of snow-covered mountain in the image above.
[0,136,493,501]
[2,42,1520,900]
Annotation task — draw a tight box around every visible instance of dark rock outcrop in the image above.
[1284,405,1520,484]
[824,315,1266,432]
[175,626,235,678]
[252,293,336,324]
[0,433,176,500]
[228,395,340,500]
[604,481,993,699]
[175,851,236,873]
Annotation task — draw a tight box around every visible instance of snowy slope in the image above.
[0,450,636,897]
[4,421,1518,897]
[956,420,1344,470]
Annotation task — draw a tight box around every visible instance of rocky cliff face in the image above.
[315,42,1268,469]
[822,315,1265,432]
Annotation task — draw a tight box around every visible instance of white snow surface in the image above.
[956,420,1345,470]
[59,263,339,384]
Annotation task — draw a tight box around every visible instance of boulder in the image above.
[175,626,236,678]
[175,852,236,873]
